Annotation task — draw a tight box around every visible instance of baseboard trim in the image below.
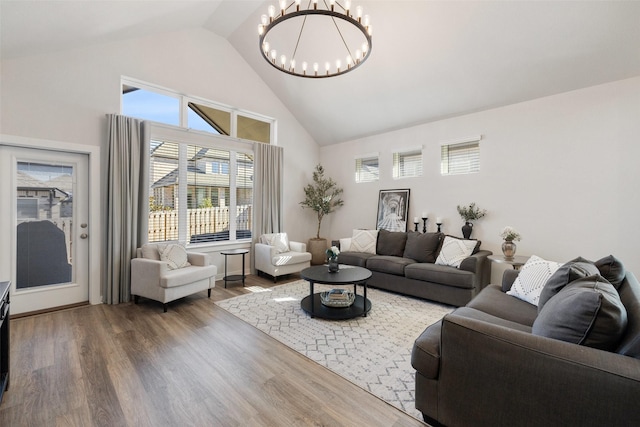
[11,301,90,319]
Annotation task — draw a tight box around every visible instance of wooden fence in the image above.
[148,205,252,242]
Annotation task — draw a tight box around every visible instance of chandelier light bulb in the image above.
[356,5,363,21]
[336,59,341,71]
[261,14,268,26]
[345,0,351,15]
[280,55,286,67]
[313,62,319,75]
[268,4,276,19]
[362,42,368,54]
[368,25,373,35]
[302,61,308,71]
[290,59,296,71]
[329,0,335,11]
[355,49,362,61]
[258,25,264,36]
[364,14,370,27]
[296,0,301,10]
[346,56,353,67]
[270,49,277,62]
[313,0,318,10]
[263,42,269,53]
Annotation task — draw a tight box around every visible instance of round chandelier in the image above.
[258,0,373,78]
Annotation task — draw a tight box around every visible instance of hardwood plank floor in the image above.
[0,273,428,426]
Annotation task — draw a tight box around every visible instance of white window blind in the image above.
[355,155,379,183]
[441,139,480,175]
[393,149,423,179]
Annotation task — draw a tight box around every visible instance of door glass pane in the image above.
[16,161,74,289]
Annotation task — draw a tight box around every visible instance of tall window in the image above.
[440,136,481,175]
[122,79,266,245]
[355,154,379,183]
[148,133,253,245]
[393,148,423,179]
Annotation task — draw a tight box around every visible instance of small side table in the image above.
[221,249,249,288]
[488,255,530,270]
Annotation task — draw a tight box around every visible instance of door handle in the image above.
[80,233,88,239]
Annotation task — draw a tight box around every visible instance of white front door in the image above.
[0,146,90,314]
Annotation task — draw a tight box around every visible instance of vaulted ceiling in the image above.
[2,1,639,146]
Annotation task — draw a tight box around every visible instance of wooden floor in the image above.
[0,273,427,427]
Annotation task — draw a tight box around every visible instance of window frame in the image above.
[392,147,423,179]
[440,136,481,176]
[355,153,379,183]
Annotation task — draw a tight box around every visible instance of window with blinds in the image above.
[440,139,480,175]
[355,155,379,183]
[393,149,423,179]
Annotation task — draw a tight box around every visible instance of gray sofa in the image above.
[337,229,492,307]
[412,257,640,427]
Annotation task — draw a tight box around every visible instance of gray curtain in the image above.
[251,143,284,273]
[104,114,149,304]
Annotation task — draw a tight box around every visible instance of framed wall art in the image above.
[376,189,410,232]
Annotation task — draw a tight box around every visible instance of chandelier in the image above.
[258,0,373,78]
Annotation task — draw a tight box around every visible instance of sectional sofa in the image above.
[337,229,492,307]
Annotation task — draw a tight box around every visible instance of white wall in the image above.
[0,28,320,284]
[321,77,640,282]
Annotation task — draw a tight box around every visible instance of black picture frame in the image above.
[376,189,410,232]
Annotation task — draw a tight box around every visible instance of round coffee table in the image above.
[300,265,372,319]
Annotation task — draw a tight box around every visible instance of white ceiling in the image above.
[2,1,639,146]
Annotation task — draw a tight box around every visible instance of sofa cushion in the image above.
[466,284,539,327]
[506,255,562,306]
[403,232,442,263]
[160,264,217,288]
[272,251,312,266]
[405,263,475,289]
[532,275,628,350]
[158,243,191,270]
[595,255,625,290]
[366,255,415,276]
[435,236,478,268]
[338,251,375,267]
[376,229,408,257]
[261,233,290,254]
[538,257,600,312]
[351,229,378,254]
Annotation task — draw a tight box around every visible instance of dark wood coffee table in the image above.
[300,265,372,319]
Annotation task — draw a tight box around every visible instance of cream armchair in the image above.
[255,233,312,282]
[131,243,217,312]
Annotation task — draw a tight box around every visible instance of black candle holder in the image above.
[422,217,428,233]
[414,222,419,232]
[436,222,442,233]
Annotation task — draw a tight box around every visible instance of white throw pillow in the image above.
[350,229,378,254]
[261,233,290,254]
[435,236,477,268]
[141,243,161,260]
[507,255,563,306]
[339,238,352,252]
[158,243,191,270]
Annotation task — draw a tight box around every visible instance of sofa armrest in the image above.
[436,312,640,426]
[289,241,307,252]
[187,251,209,267]
[501,268,520,292]
[131,258,169,294]
[459,249,492,289]
[255,242,277,270]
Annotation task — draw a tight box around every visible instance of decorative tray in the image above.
[320,289,355,308]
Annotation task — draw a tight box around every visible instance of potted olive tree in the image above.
[300,164,344,264]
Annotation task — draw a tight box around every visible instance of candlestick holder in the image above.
[422,217,428,233]
[414,221,419,232]
[436,222,442,233]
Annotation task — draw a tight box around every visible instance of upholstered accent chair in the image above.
[255,233,312,282]
[131,243,217,312]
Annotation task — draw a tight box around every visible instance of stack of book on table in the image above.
[320,288,355,307]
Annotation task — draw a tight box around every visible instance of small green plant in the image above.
[199,198,213,209]
[500,226,521,242]
[457,202,487,222]
[300,164,344,239]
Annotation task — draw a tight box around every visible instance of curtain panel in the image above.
[104,114,149,304]
[251,143,284,273]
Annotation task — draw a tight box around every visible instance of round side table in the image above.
[221,249,249,288]
[488,255,529,270]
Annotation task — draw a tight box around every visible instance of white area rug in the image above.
[215,280,453,419]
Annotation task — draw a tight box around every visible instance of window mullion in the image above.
[229,151,237,240]
[178,144,188,243]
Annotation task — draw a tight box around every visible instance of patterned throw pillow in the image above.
[435,236,477,268]
[350,229,378,254]
[261,233,290,254]
[507,255,562,306]
[158,244,191,270]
